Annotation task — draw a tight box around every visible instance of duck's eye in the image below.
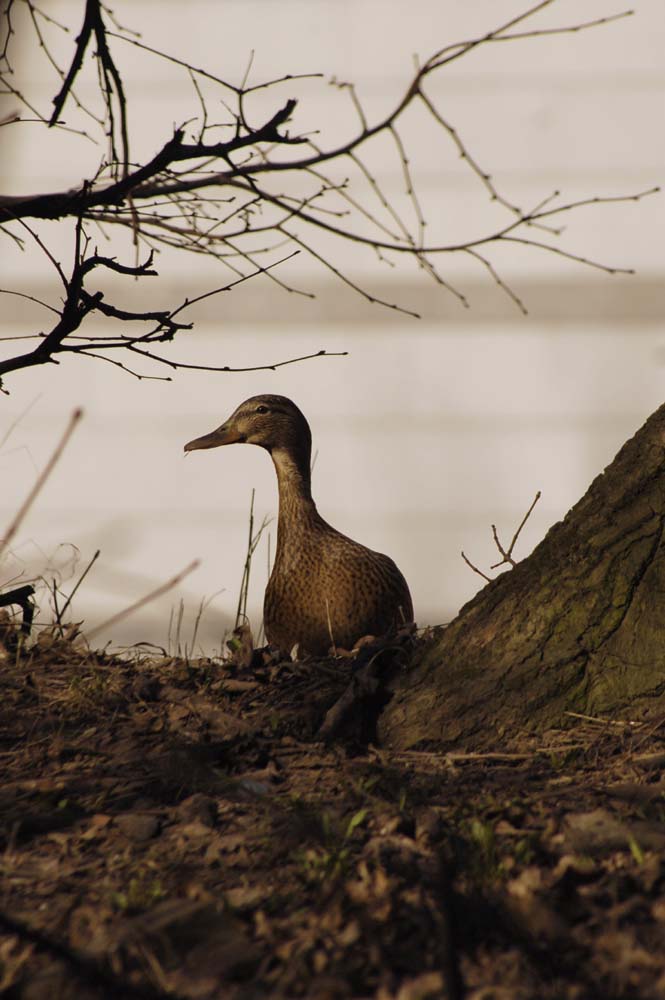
[255,405,269,415]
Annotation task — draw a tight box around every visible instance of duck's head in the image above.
[184,394,312,458]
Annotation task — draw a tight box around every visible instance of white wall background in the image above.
[1,1,664,652]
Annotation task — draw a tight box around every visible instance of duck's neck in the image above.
[271,445,318,541]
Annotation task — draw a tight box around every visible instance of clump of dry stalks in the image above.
[0,408,203,665]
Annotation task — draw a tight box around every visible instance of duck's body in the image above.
[264,479,412,655]
[185,395,413,656]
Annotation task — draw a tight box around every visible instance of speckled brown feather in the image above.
[185,394,413,657]
[265,493,413,656]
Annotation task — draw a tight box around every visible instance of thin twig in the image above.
[234,489,271,630]
[464,249,528,314]
[236,488,255,629]
[0,288,60,314]
[0,408,83,562]
[491,491,541,569]
[125,346,348,375]
[564,710,640,728]
[461,551,491,583]
[59,547,100,622]
[462,491,541,580]
[86,559,200,641]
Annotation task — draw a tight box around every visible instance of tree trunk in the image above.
[379,403,665,750]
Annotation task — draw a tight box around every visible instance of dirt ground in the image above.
[2,620,665,1000]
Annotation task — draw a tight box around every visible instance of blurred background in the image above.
[1,0,664,653]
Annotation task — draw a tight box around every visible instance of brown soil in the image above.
[2,623,665,999]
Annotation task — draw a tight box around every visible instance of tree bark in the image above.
[380,403,665,750]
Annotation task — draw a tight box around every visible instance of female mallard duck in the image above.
[184,395,413,656]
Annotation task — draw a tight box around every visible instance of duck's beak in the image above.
[184,422,244,452]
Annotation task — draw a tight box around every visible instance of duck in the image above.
[184,395,414,657]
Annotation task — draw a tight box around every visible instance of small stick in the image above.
[86,559,200,641]
[564,710,639,728]
[506,489,542,557]
[447,751,531,762]
[460,551,491,583]
[632,750,665,767]
[490,526,511,567]
[324,595,337,657]
[235,488,255,628]
[59,548,101,622]
[395,750,532,762]
[0,408,83,562]
[463,491,542,580]
[51,578,62,626]
[628,713,665,754]
[491,490,541,569]
[234,490,271,630]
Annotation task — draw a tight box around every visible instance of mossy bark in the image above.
[380,403,665,750]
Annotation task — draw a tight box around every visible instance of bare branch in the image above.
[461,552,492,584]
[0,99,303,224]
[0,0,654,383]
[49,0,128,171]
[106,29,323,95]
[77,349,172,381]
[0,288,60,315]
[0,240,334,382]
[125,346,347,375]
[26,1,102,129]
[278,224,421,318]
[463,249,527,314]
[491,491,542,569]
[462,491,542,581]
